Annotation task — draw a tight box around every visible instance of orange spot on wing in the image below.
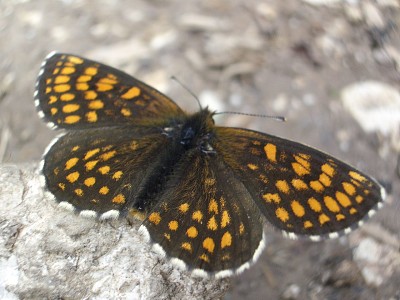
[203,237,215,253]
[61,67,75,75]
[199,253,210,263]
[336,214,345,221]
[208,198,218,214]
[186,226,198,238]
[264,143,277,163]
[85,160,99,171]
[207,216,218,230]
[74,188,83,196]
[112,171,123,180]
[99,77,117,84]
[239,222,245,235]
[121,87,141,99]
[60,93,75,101]
[310,180,324,192]
[112,193,125,204]
[321,163,335,177]
[221,232,232,249]
[121,108,132,116]
[68,56,84,64]
[319,213,330,225]
[54,84,71,93]
[336,191,352,207]
[349,171,367,182]
[84,148,100,160]
[148,212,161,225]
[181,242,192,252]
[76,83,89,91]
[54,75,70,84]
[308,197,322,212]
[88,100,104,110]
[356,195,364,203]
[66,171,79,183]
[84,177,96,187]
[263,193,281,203]
[319,173,331,187]
[99,186,109,195]
[291,179,308,190]
[168,220,178,231]
[49,95,58,104]
[64,115,81,124]
[63,104,80,113]
[292,162,310,176]
[342,182,356,196]
[324,196,340,212]
[85,67,98,76]
[275,180,290,194]
[276,207,289,222]
[96,83,113,91]
[247,163,258,170]
[100,150,116,161]
[192,210,203,223]
[65,157,79,170]
[291,200,305,217]
[98,165,110,174]
[178,203,189,213]
[221,210,230,228]
[304,220,313,228]
[77,75,92,82]
[86,111,98,122]
[84,90,97,100]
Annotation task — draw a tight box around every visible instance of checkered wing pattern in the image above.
[42,126,170,217]
[35,53,184,129]
[141,152,264,276]
[215,127,385,240]
[35,52,386,278]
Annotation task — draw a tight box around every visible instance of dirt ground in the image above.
[1,0,400,299]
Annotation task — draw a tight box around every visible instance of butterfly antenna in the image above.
[171,76,202,110]
[215,111,286,122]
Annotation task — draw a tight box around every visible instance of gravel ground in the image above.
[1,0,400,299]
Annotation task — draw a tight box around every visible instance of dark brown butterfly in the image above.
[35,52,386,278]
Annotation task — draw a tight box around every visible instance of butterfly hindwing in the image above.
[42,126,174,217]
[214,127,385,239]
[35,52,184,129]
[141,151,264,275]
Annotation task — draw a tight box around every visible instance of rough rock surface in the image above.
[0,164,229,299]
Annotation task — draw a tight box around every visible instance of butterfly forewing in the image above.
[214,127,384,239]
[141,152,264,274]
[35,53,184,129]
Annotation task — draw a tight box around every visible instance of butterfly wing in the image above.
[35,52,184,129]
[213,127,385,240]
[141,150,264,276]
[41,126,175,217]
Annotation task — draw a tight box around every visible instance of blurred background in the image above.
[1,0,399,298]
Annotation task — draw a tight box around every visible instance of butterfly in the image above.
[34,52,386,279]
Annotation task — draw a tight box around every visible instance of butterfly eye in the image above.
[180,127,195,146]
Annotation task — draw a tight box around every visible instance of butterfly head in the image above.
[180,107,216,154]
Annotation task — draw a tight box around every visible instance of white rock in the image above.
[341,81,400,136]
[301,0,342,6]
